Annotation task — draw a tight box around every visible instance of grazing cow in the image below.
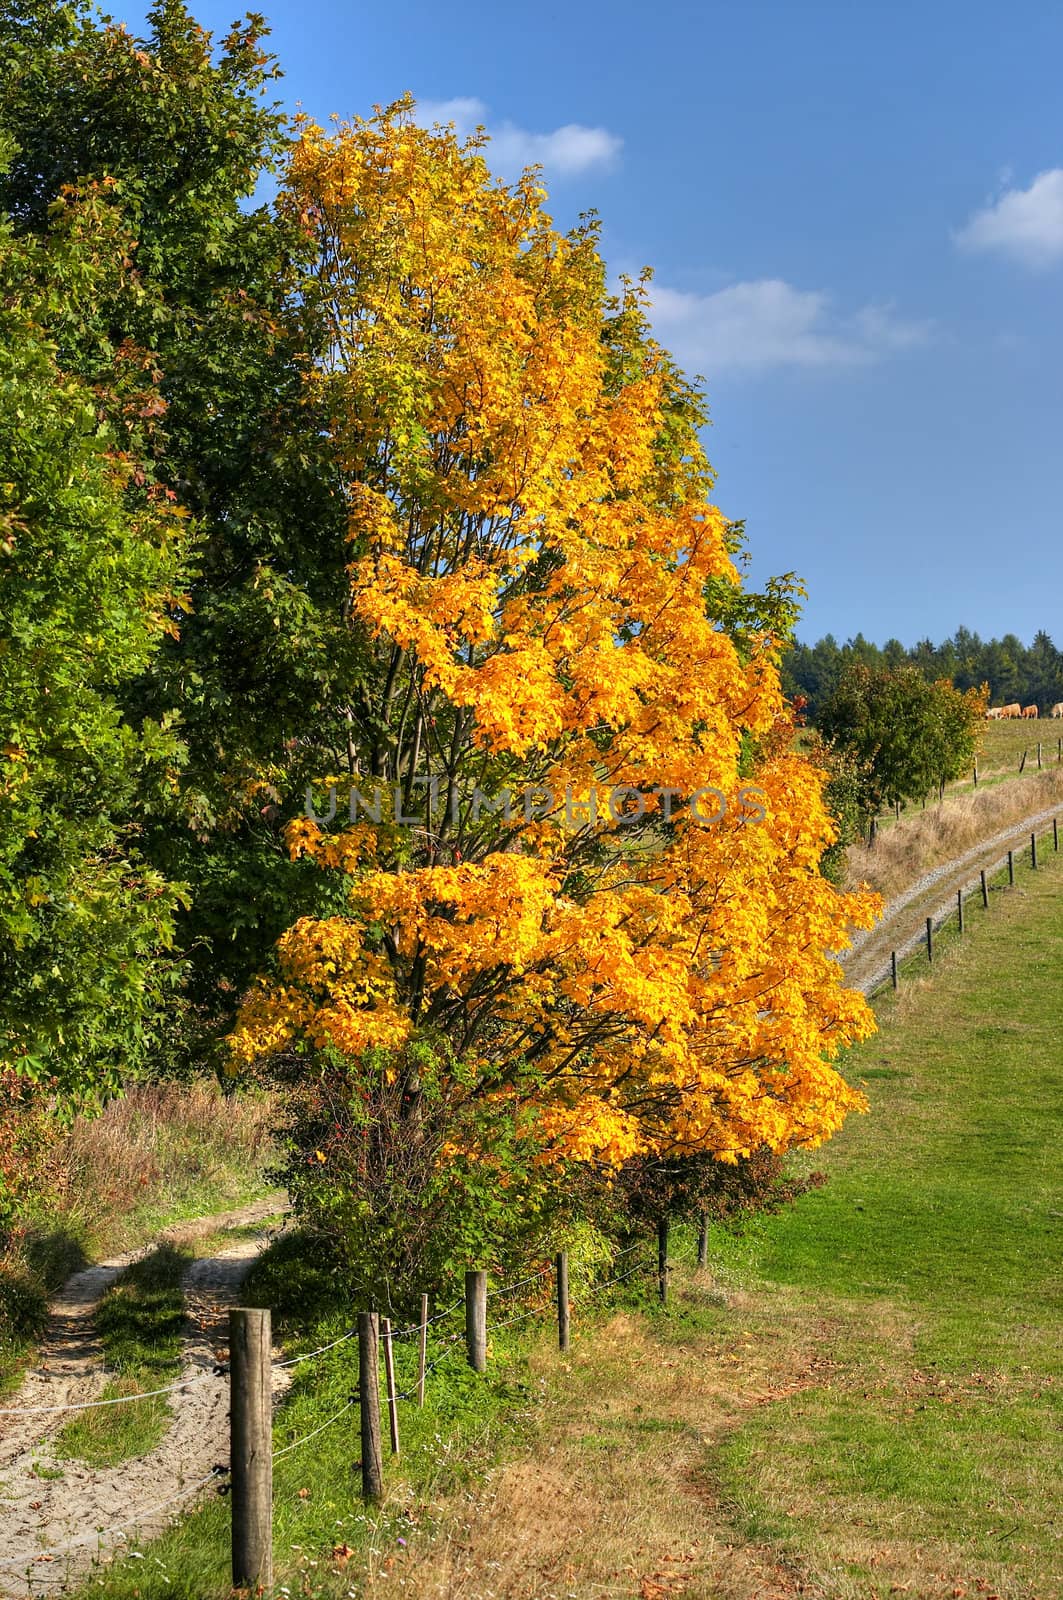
[1052,702,1063,719]
[1022,704,1039,719]
[986,707,1004,720]
[1001,703,1022,719]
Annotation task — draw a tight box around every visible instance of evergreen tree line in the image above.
[783,628,1063,723]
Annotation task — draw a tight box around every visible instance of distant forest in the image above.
[782,628,1063,723]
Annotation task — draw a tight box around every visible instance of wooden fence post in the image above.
[1038,741,1043,769]
[957,889,964,934]
[1031,832,1038,870]
[657,1217,669,1305]
[926,916,933,965]
[417,1294,428,1408]
[697,1212,709,1268]
[381,1317,399,1457]
[980,869,989,909]
[465,1270,487,1372]
[230,1307,273,1592]
[556,1252,570,1352]
[973,763,978,787]
[1055,817,1059,853]
[1008,850,1015,886]
[891,950,898,990]
[1019,750,1027,774]
[358,1312,383,1503]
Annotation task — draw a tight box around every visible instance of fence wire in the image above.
[272,1397,358,1462]
[0,1369,215,1417]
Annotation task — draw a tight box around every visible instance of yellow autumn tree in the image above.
[231,101,878,1187]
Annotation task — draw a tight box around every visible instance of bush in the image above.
[615,1146,826,1232]
[270,1040,573,1317]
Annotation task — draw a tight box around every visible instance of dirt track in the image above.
[0,1196,289,1597]
[843,800,1062,994]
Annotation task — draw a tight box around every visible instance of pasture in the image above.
[710,842,1062,1596]
[977,716,1063,773]
[57,844,1062,1600]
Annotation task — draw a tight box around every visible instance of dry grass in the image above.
[350,1273,1053,1600]
[843,767,1063,899]
[52,1080,276,1257]
[359,1295,828,1600]
[976,718,1062,774]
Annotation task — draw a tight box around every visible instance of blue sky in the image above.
[129,0,1063,646]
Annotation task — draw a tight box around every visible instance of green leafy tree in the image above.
[818,665,982,826]
[0,0,353,1061]
[0,202,190,1101]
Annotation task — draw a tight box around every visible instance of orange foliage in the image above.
[230,102,879,1170]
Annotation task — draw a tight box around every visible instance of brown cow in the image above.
[1052,702,1063,719]
[1022,704,1039,719]
[1001,703,1022,719]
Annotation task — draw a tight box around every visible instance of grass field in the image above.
[53,849,1062,1600]
[978,718,1062,774]
[706,840,1062,1596]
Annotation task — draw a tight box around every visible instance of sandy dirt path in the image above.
[0,1196,289,1596]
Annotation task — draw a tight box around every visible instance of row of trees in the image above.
[784,628,1063,722]
[0,0,878,1300]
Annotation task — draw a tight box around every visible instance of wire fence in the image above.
[6,1164,697,1600]
[0,1370,216,1417]
[862,810,1061,998]
[1,1225,674,1586]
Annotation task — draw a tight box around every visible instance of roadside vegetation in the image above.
[843,763,1063,898]
[0,1082,275,1395]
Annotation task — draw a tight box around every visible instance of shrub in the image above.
[270,1039,572,1316]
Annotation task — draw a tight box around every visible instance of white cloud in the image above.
[955,169,1063,268]
[645,278,932,375]
[412,97,621,178]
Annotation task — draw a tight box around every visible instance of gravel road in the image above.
[843,801,1062,994]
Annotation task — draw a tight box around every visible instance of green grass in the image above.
[52,852,1063,1598]
[54,1244,190,1467]
[703,841,1063,1595]
[66,1257,557,1600]
[979,717,1062,770]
